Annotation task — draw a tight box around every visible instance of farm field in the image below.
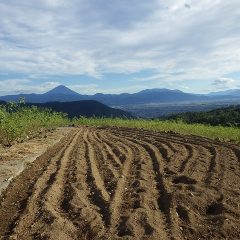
[0,126,239,239]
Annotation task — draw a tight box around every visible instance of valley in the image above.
[116,99,240,118]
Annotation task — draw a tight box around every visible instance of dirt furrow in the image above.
[117,135,173,238]
[91,129,170,238]
[108,127,240,239]
[92,131,120,180]
[84,131,110,203]
[0,129,78,238]
[96,130,129,165]
[95,131,124,168]
[107,137,135,236]
[10,130,81,239]
[0,126,240,239]
[110,127,224,183]
[61,131,107,239]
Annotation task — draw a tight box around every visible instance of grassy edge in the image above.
[73,117,240,143]
[1,100,239,146]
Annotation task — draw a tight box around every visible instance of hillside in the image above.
[29,100,132,118]
[167,105,240,126]
[0,98,132,118]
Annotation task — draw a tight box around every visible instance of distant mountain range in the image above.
[208,89,240,96]
[1,85,240,106]
[0,98,132,118]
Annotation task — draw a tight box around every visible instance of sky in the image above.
[0,0,240,95]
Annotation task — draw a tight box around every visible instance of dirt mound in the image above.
[0,126,239,239]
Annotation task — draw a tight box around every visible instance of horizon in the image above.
[1,84,240,97]
[0,1,240,95]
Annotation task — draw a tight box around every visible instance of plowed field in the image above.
[0,127,240,239]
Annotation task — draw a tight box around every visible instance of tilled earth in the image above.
[0,126,239,239]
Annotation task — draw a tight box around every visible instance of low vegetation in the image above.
[0,100,239,146]
[0,99,69,146]
[73,117,240,143]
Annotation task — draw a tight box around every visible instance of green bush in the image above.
[0,100,69,146]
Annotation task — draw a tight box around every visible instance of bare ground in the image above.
[0,126,239,240]
[0,127,72,195]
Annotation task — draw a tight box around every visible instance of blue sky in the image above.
[0,0,240,95]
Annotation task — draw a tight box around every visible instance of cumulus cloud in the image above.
[212,77,237,89]
[0,79,147,95]
[67,84,148,94]
[0,79,61,94]
[0,0,240,93]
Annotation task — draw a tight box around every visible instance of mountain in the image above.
[208,89,240,97]
[125,89,204,104]
[44,85,79,95]
[0,85,85,103]
[91,89,207,106]
[41,85,86,102]
[1,85,240,106]
[0,93,40,103]
[29,100,133,118]
[0,86,207,105]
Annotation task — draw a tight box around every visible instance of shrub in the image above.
[0,100,69,146]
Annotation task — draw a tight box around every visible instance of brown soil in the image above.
[0,127,72,194]
[0,126,239,240]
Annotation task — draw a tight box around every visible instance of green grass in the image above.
[73,117,240,143]
[1,100,239,146]
[0,103,69,146]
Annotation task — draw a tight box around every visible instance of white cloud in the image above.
[0,0,239,92]
[212,77,237,89]
[0,79,147,95]
[0,79,61,94]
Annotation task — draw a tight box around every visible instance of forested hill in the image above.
[29,100,133,118]
[167,105,240,127]
[0,99,133,118]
